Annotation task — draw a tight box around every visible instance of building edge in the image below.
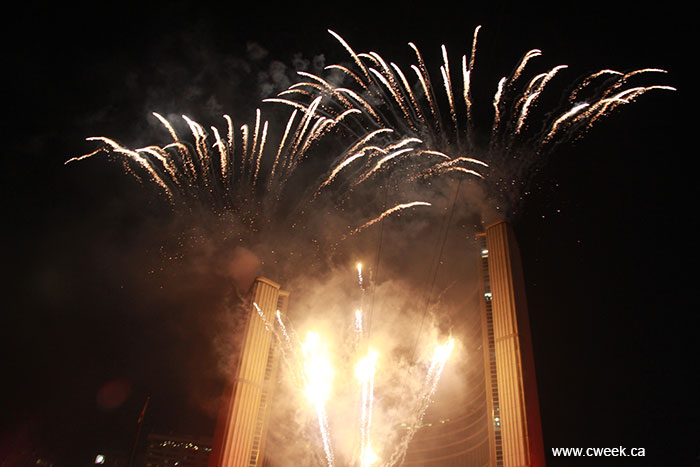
[485,220,545,467]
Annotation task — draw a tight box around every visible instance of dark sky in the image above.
[2,1,695,466]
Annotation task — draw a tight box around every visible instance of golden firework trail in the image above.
[67,137,175,200]
[69,28,674,235]
[255,309,337,465]
[355,309,363,335]
[70,101,456,243]
[355,349,379,467]
[316,151,367,195]
[69,104,339,218]
[348,202,432,236]
[491,77,507,136]
[354,261,368,354]
[264,27,673,201]
[357,262,365,290]
[302,331,335,466]
[354,147,416,186]
[512,49,542,84]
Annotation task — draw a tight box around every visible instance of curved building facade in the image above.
[403,220,545,467]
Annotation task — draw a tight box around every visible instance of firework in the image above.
[66,107,331,210]
[302,331,336,466]
[67,26,673,467]
[254,266,457,467]
[265,27,674,206]
[387,337,455,467]
[68,103,449,242]
[68,27,674,230]
[346,202,432,237]
[356,263,364,290]
[355,348,379,467]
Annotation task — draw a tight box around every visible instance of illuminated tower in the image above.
[479,220,544,467]
[403,220,544,467]
[209,277,289,467]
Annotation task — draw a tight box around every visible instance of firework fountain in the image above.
[254,263,457,467]
[67,26,673,467]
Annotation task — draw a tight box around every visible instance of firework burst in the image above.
[264,27,675,208]
[67,102,436,244]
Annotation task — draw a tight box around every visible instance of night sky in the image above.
[2,1,696,466]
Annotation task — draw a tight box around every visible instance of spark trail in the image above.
[387,338,455,467]
[254,266,457,467]
[68,106,450,242]
[355,348,379,467]
[302,331,336,466]
[347,202,432,237]
[266,27,674,208]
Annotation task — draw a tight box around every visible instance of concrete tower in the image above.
[209,277,289,467]
[479,220,544,467]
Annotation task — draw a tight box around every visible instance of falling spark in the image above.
[355,309,363,335]
[253,302,272,332]
[354,147,416,186]
[316,151,366,195]
[357,263,364,290]
[349,201,432,236]
[64,147,102,164]
[253,120,269,185]
[491,76,507,136]
[511,49,542,84]
[542,102,591,142]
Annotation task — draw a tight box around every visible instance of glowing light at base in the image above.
[355,349,379,467]
[302,331,334,403]
[253,265,458,467]
[360,445,378,467]
[301,331,335,466]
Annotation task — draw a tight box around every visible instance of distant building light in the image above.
[94,455,105,464]
[481,249,489,257]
